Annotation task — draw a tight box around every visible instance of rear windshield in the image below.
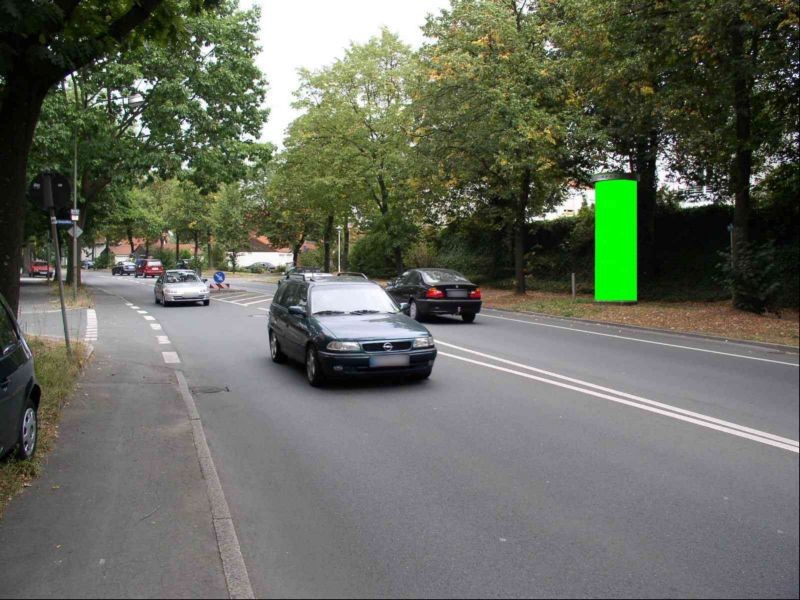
[310,285,398,315]
[147,260,162,266]
[420,269,470,284]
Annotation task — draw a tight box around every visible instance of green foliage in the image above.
[93,250,112,270]
[153,248,176,270]
[718,242,783,314]
[349,232,397,278]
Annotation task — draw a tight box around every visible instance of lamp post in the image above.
[336,225,343,273]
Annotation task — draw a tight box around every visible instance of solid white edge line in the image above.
[175,371,254,599]
[480,311,799,367]
[437,340,799,447]
[437,351,798,453]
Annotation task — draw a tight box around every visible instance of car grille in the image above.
[362,340,413,352]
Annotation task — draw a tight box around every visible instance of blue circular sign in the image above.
[213,271,225,284]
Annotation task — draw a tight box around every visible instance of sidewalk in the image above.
[0,285,228,597]
[15,278,87,342]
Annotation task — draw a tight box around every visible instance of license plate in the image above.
[447,289,468,298]
[370,354,410,368]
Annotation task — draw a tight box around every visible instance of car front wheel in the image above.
[269,330,287,363]
[305,345,325,387]
[16,398,38,460]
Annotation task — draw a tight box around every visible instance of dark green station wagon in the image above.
[268,277,437,386]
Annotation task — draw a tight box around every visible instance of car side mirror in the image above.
[399,302,410,315]
[288,305,307,318]
[387,279,397,287]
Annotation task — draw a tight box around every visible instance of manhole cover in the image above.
[191,385,230,394]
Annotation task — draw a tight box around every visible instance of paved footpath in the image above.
[0,283,231,598]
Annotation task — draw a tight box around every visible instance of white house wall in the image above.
[230,251,294,268]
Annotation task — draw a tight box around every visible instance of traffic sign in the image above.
[67,226,83,238]
[213,271,226,284]
[29,172,71,213]
[56,220,74,226]
[70,208,80,221]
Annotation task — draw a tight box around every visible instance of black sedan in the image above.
[385,268,482,323]
[268,278,437,386]
[0,292,40,461]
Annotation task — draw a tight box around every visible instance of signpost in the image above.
[592,172,638,304]
[30,172,72,354]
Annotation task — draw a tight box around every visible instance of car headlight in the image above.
[413,336,434,348]
[326,341,361,352]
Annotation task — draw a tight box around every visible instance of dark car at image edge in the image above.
[268,278,437,386]
[0,293,41,461]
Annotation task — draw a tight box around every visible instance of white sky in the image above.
[245,0,451,148]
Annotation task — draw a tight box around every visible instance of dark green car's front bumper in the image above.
[317,348,437,378]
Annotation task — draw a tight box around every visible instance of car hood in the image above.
[166,282,207,291]
[314,313,430,340]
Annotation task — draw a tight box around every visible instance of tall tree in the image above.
[293,29,418,275]
[416,0,572,293]
[0,0,216,313]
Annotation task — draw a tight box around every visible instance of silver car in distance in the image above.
[154,270,211,307]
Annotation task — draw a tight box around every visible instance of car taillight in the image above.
[425,287,445,299]
[469,288,481,299]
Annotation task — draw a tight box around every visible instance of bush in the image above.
[248,265,265,274]
[93,250,111,269]
[152,248,176,270]
[349,231,396,277]
[718,242,783,314]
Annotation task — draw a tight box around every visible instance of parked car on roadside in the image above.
[268,277,436,386]
[81,259,95,270]
[111,261,136,276]
[27,260,51,278]
[385,268,482,323]
[135,258,164,278]
[278,266,323,287]
[249,261,277,272]
[154,270,210,307]
[0,292,41,461]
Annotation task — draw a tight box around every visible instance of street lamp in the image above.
[336,225,343,273]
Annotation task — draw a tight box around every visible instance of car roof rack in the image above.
[336,272,367,279]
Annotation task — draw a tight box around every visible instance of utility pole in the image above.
[336,225,342,273]
[72,133,79,301]
[44,174,72,355]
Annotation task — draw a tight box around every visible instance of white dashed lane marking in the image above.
[156,336,171,345]
[150,324,163,330]
[162,351,180,364]
[137,310,147,314]
[84,309,98,342]
[144,316,156,321]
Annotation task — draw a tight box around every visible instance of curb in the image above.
[481,305,799,355]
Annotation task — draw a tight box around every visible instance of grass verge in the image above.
[0,337,89,519]
[49,282,94,309]
[481,288,800,347]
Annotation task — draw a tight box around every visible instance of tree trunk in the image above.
[127,227,135,256]
[0,77,48,314]
[730,17,753,309]
[292,235,305,267]
[633,130,659,283]
[343,217,350,272]
[207,228,212,269]
[175,232,180,262]
[323,214,334,272]
[193,231,201,275]
[514,169,531,295]
[145,240,150,256]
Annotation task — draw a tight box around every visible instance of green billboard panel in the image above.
[593,174,637,302]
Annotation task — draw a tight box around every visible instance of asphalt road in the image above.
[83,271,799,598]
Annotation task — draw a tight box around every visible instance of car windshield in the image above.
[420,269,470,284]
[165,273,200,284]
[310,285,398,315]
